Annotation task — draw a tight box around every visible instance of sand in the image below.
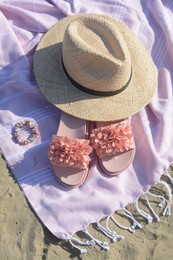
[0,154,173,260]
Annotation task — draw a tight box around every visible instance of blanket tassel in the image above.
[124,208,142,232]
[158,180,172,216]
[110,209,142,233]
[82,228,110,251]
[97,217,124,242]
[144,194,160,221]
[106,216,124,240]
[134,200,153,224]
[69,236,95,254]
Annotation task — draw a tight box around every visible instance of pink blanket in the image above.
[0,0,173,248]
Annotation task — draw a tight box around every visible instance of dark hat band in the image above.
[61,57,132,97]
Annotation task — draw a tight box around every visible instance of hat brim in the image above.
[34,14,157,121]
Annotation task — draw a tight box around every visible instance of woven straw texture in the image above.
[34,14,157,121]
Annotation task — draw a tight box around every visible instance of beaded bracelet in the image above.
[13,120,39,145]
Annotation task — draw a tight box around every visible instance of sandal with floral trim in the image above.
[90,118,135,176]
[48,112,93,188]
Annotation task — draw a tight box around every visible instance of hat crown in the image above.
[62,16,132,93]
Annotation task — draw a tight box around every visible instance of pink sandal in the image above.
[48,112,93,188]
[90,118,135,176]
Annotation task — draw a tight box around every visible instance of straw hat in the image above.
[34,14,157,121]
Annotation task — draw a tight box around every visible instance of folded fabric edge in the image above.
[67,169,173,254]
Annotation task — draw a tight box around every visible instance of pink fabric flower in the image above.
[90,121,135,157]
[48,135,93,169]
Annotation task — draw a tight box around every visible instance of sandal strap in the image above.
[48,135,93,169]
[90,120,135,158]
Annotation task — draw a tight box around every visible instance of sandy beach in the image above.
[0,154,173,260]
